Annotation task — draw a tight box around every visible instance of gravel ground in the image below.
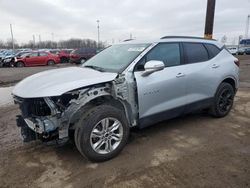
[0,58,250,188]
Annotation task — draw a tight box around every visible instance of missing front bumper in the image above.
[16,115,37,142]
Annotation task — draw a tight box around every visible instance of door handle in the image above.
[176,73,185,78]
[212,64,220,68]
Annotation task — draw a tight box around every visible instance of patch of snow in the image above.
[0,87,14,107]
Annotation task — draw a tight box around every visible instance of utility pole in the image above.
[204,0,216,39]
[33,35,36,48]
[51,33,54,41]
[10,24,14,50]
[245,15,250,39]
[97,20,100,48]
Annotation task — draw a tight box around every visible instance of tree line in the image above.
[0,38,106,49]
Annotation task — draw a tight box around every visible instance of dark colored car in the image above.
[238,48,250,55]
[15,51,60,67]
[245,48,250,55]
[69,48,96,64]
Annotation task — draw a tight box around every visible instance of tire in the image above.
[210,82,235,118]
[16,61,25,67]
[79,58,86,64]
[47,60,55,66]
[74,104,130,162]
[9,61,15,67]
[60,57,68,63]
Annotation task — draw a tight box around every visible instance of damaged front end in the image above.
[14,73,139,145]
[14,96,64,143]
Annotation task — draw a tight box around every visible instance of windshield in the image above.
[83,43,150,72]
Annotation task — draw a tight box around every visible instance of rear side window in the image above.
[204,43,221,58]
[183,43,209,64]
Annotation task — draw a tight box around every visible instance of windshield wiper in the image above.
[84,65,105,72]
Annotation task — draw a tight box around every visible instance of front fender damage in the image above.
[57,75,138,143]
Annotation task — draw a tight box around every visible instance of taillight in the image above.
[234,59,240,67]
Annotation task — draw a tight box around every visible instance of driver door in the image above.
[25,52,39,66]
[134,43,188,128]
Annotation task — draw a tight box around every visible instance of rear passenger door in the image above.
[38,52,49,65]
[182,42,221,112]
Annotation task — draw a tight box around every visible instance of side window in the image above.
[29,52,38,57]
[183,43,209,64]
[146,43,181,67]
[39,52,48,56]
[204,43,221,58]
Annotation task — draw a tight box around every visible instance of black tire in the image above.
[79,58,86,64]
[47,60,55,66]
[9,61,15,67]
[210,82,235,118]
[60,57,68,63]
[74,104,130,162]
[16,61,25,67]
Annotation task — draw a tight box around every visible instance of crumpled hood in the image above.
[12,67,117,98]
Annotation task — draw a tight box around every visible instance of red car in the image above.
[57,49,73,63]
[15,51,60,67]
[69,48,96,64]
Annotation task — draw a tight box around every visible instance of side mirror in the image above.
[26,55,30,58]
[142,60,165,76]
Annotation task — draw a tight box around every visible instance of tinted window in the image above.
[146,43,181,67]
[204,44,221,58]
[184,43,209,63]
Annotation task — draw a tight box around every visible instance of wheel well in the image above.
[222,78,236,92]
[88,96,124,111]
[16,61,25,65]
[69,95,125,129]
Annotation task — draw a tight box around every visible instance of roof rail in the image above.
[160,36,216,41]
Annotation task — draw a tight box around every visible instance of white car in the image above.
[227,47,238,55]
[13,36,239,161]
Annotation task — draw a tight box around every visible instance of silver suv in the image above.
[13,36,239,161]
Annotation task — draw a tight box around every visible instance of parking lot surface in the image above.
[0,58,250,188]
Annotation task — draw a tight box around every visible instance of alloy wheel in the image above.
[90,117,123,154]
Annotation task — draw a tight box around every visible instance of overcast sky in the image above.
[0,0,249,44]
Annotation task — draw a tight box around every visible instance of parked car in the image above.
[15,51,60,67]
[58,49,73,63]
[244,48,250,55]
[1,51,32,67]
[227,47,238,55]
[69,48,96,64]
[13,36,239,162]
[238,48,250,55]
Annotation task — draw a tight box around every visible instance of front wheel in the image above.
[16,61,25,67]
[210,82,235,118]
[47,60,55,66]
[74,104,130,162]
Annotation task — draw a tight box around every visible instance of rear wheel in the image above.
[210,82,235,118]
[60,57,68,63]
[16,61,25,67]
[47,60,55,66]
[74,104,130,162]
